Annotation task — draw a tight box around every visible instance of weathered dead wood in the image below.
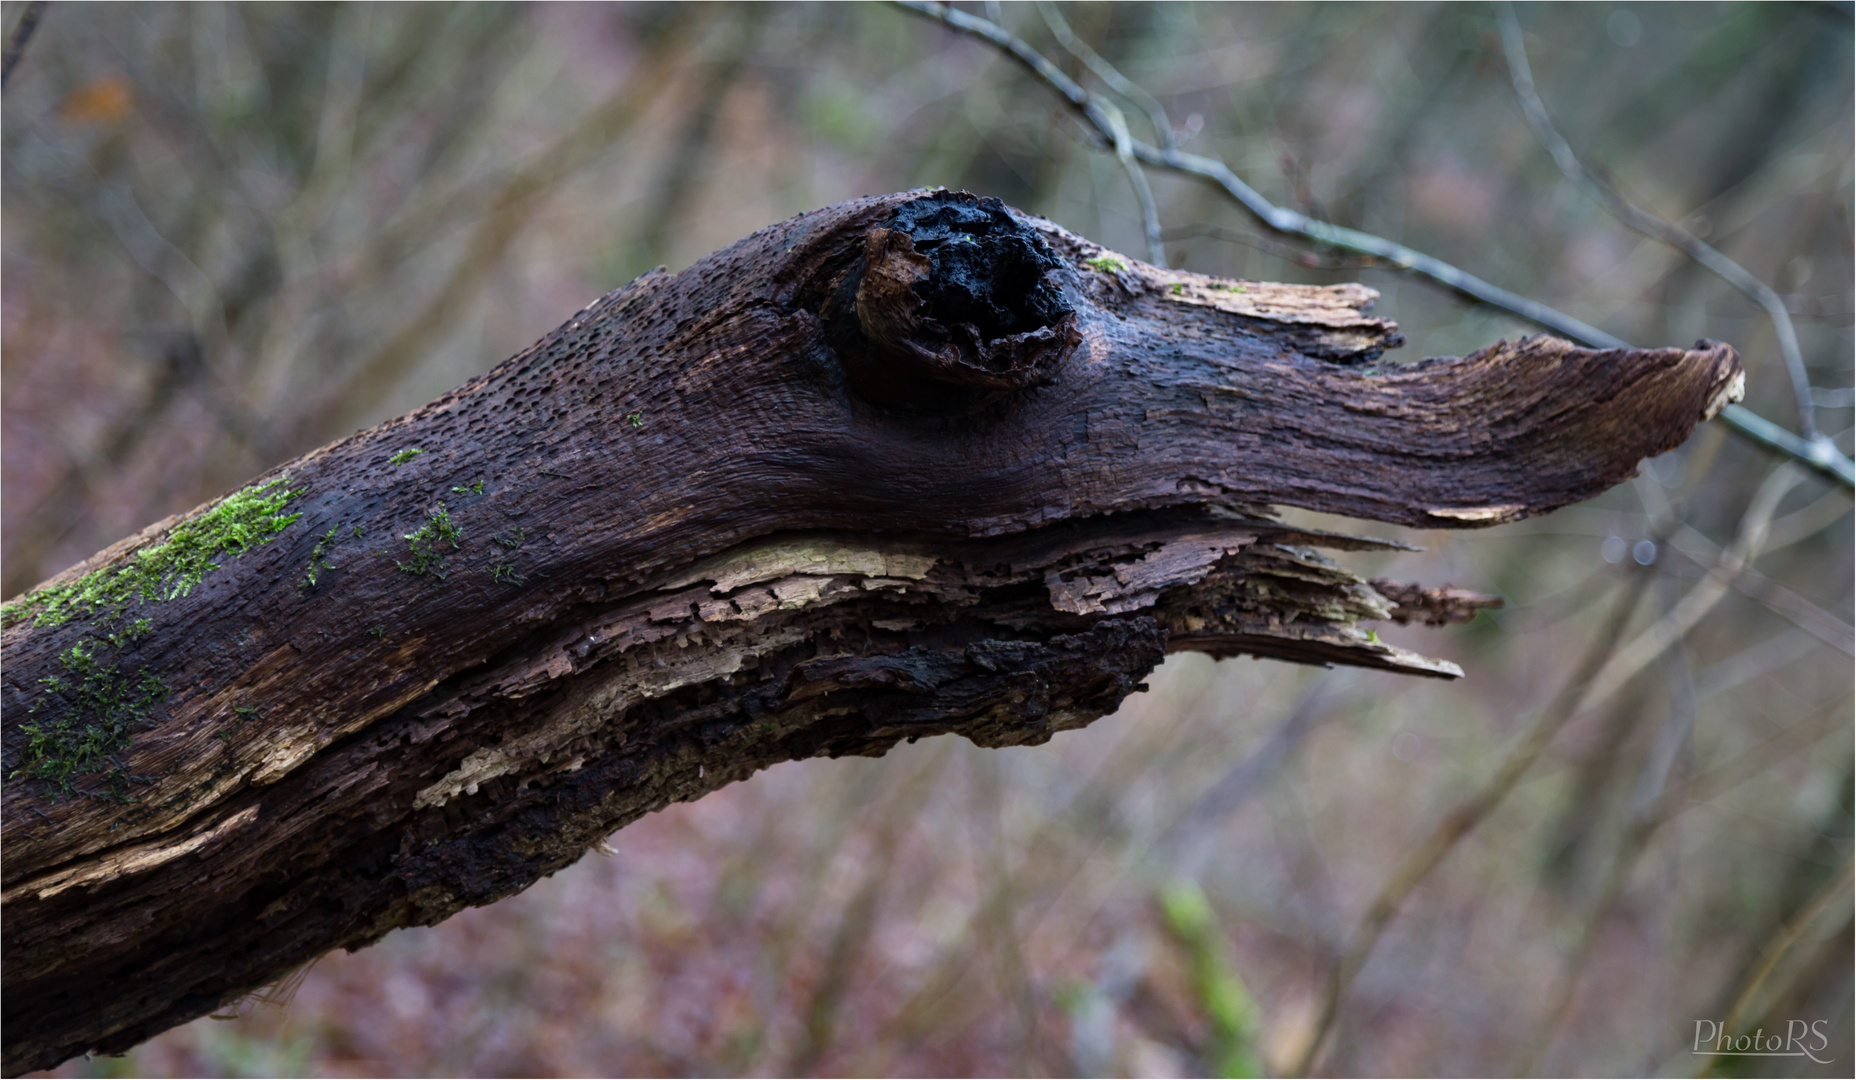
[0,190,1740,1075]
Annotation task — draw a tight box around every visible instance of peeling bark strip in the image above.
[0,190,1740,1074]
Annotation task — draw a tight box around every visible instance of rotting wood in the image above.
[0,189,1741,1075]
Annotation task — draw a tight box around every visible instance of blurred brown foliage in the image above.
[5,2,1850,1076]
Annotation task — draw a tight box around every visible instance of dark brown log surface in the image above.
[0,190,1741,1075]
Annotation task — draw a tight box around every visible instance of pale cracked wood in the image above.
[0,190,1741,1075]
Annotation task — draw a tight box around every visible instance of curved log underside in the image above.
[0,190,1740,1074]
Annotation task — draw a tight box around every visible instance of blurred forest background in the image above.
[4,2,1851,1076]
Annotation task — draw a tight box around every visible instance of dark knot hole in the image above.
[821,191,1080,416]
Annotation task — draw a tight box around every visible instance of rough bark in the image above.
[0,190,1741,1075]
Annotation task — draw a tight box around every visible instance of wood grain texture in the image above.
[0,190,1740,1074]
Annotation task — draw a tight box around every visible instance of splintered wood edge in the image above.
[1046,226,1399,350]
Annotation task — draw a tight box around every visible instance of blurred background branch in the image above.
[5,3,1848,1076]
[0,0,45,89]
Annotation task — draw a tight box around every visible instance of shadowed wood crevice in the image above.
[0,189,1739,1075]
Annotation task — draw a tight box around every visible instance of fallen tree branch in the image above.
[0,190,1739,1074]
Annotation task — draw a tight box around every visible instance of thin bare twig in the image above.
[1037,1,1169,265]
[1711,406,1850,490]
[1163,223,1382,271]
[1037,2,1174,151]
[1499,5,1828,450]
[1033,3,1166,266]
[1583,468,1807,707]
[1667,523,1854,658]
[1,0,47,90]
[1101,95,1168,268]
[890,0,1855,490]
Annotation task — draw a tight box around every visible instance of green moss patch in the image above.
[388,448,425,466]
[301,526,343,589]
[1084,254,1128,273]
[398,503,463,579]
[12,640,168,799]
[3,479,301,800]
[2,477,303,629]
[104,618,154,648]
